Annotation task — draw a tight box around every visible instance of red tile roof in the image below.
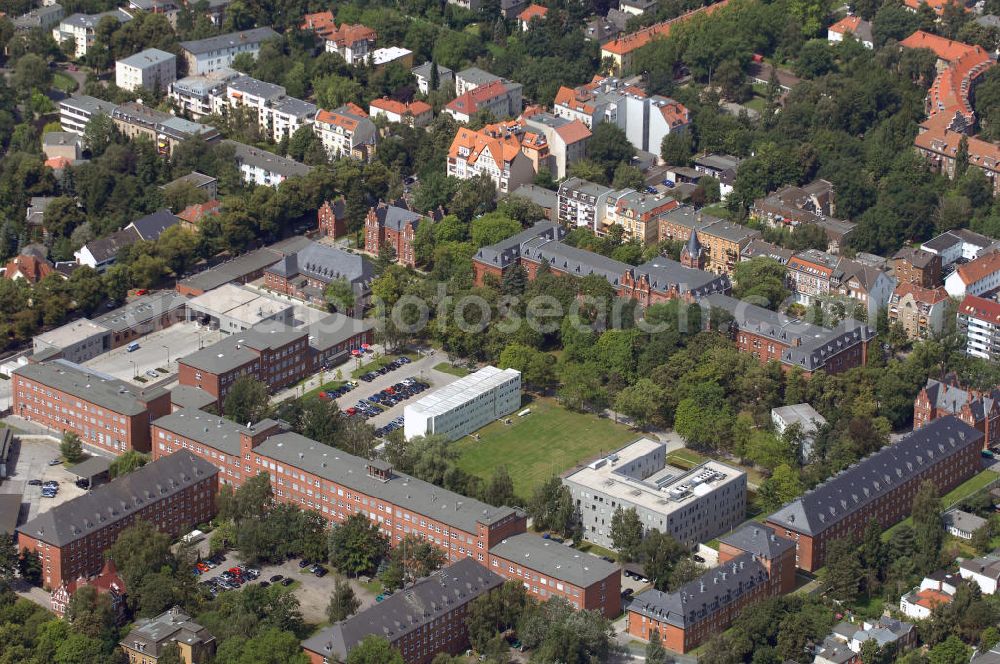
[446,79,513,115]
[955,251,1000,286]
[177,199,221,224]
[902,0,967,16]
[912,588,953,609]
[602,0,729,56]
[553,119,592,145]
[370,98,432,117]
[301,11,336,38]
[900,30,976,62]
[828,15,862,35]
[3,255,53,283]
[518,3,549,21]
[893,282,949,304]
[959,293,1000,323]
[44,156,74,170]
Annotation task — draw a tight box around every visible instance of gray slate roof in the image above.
[474,221,563,269]
[636,255,730,297]
[60,94,117,118]
[301,558,502,661]
[169,385,218,411]
[179,323,307,374]
[944,508,988,533]
[82,226,141,264]
[61,8,131,29]
[14,360,165,416]
[177,235,312,293]
[225,140,312,179]
[254,432,519,534]
[124,607,215,659]
[629,552,768,628]
[510,184,557,210]
[372,204,423,233]
[91,292,188,333]
[128,208,180,241]
[766,416,983,536]
[412,61,453,80]
[266,241,373,287]
[18,451,217,547]
[307,313,374,352]
[153,408,279,456]
[118,48,175,69]
[717,523,793,560]
[179,27,279,55]
[489,532,619,587]
[227,75,286,100]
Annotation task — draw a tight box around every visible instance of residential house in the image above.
[518,3,548,29]
[900,572,960,619]
[945,251,1000,297]
[888,284,950,340]
[178,27,279,75]
[814,618,915,664]
[217,75,317,142]
[444,79,524,122]
[176,200,221,230]
[915,119,1000,194]
[121,606,216,664]
[53,9,132,57]
[771,403,827,461]
[958,293,1000,361]
[75,209,180,271]
[317,198,348,238]
[299,11,337,39]
[522,111,592,179]
[913,375,1000,450]
[3,255,55,284]
[447,123,537,193]
[827,15,873,48]
[163,171,218,200]
[691,153,741,200]
[168,67,240,119]
[454,67,502,95]
[657,206,761,275]
[958,551,1000,594]
[921,228,996,267]
[740,239,794,266]
[412,61,454,94]
[509,184,558,220]
[892,247,943,288]
[365,201,425,267]
[368,98,433,127]
[320,22,377,65]
[766,417,983,571]
[225,140,312,187]
[557,177,615,230]
[943,508,988,539]
[603,190,678,243]
[115,48,176,92]
[751,180,854,252]
[42,131,82,162]
[313,104,377,161]
[370,47,413,71]
[619,0,656,14]
[13,4,64,32]
[786,249,841,304]
[50,559,125,618]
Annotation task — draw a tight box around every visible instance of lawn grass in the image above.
[576,540,618,560]
[700,204,731,219]
[667,448,709,468]
[744,96,767,113]
[882,469,1000,541]
[350,352,418,378]
[433,362,470,377]
[53,71,78,93]
[452,397,636,500]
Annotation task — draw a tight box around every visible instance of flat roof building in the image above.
[404,366,521,441]
[115,48,177,92]
[179,27,279,74]
[59,94,117,135]
[17,451,218,588]
[32,318,110,364]
[186,284,293,333]
[563,438,746,549]
[12,360,171,454]
[301,558,503,664]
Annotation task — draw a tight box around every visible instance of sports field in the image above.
[453,397,638,500]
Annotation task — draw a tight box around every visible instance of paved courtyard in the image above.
[82,322,224,384]
[0,435,90,524]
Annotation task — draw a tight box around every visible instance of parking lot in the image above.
[0,436,89,523]
[191,549,377,623]
[82,322,224,385]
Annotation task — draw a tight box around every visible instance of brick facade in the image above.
[913,377,1000,450]
[317,198,348,238]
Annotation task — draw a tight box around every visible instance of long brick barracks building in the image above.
[913,376,1000,450]
[151,410,621,616]
[472,222,731,307]
[766,416,982,572]
[17,451,218,589]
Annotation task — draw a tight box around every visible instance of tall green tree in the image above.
[327,578,361,623]
[223,376,271,425]
[609,507,644,561]
[346,635,404,664]
[60,432,84,464]
[911,480,943,575]
[328,512,390,576]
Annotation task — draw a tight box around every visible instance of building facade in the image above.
[959,294,1000,361]
[179,27,279,75]
[913,375,1000,450]
[447,123,537,194]
[765,416,983,571]
[121,606,216,664]
[17,452,218,589]
[313,105,377,162]
[892,247,942,288]
[115,48,177,92]
[12,361,170,454]
[364,202,424,267]
[658,207,760,275]
[404,366,521,441]
[563,439,746,549]
[225,140,312,187]
[557,177,614,230]
[888,284,950,340]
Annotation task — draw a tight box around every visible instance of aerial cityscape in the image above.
[0,0,1000,662]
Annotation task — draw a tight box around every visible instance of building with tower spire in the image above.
[680,229,705,270]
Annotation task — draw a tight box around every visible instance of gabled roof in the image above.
[718,523,794,560]
[901,32,976,63]
[474,221,563,268]
[892,282,948,305]
[766,416,982,536]
[518,3,549,21]
[954,251,1000,285]
[3,255,54,283]
[128,208,180,241]
[489,533,619,587]
[446,79,517,116]
[601,0,729,56]
[959,293,1000,323]
[266,241,373,286]
[372,203,423,232]
[81,226,142,264]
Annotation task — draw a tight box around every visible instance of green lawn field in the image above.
[453,397,637,501]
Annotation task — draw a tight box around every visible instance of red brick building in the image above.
[765,416,983,572]
[913,376,1000,450]
[317,197,348,238]
[487,532,621,618]
[262,241,373,307]
[626,524,794,653]
[17,451,218,589]
[301,558,503,664]
[893,247,943,288]
[177,324,312,408]
[364,202,424,267]
[50,559,126,618]
[12,361,171,454]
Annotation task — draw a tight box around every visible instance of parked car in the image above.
[693,554,706,563]
[48,458,62,466]
[314,567,328,577]
[298,559,311,568]
[270,574,283,583]
[281,577,294,586]
[258,581,270,588]
[28,479,43,486]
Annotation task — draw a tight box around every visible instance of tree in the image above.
[64,585,117,644]
[823,538,862,602]
[327,578,361,623]
[758,464,804,512]
[661,132,693,166]
[587,123,636,183]
[325,277,356,313]
[646,629,669,664]
[911,480,943,575]
[328,512,390,576]
[732,258,790,309]
[346,635,404,664]
[60,432,84,464]
[614,378,665,428]
[11,54,51,99]
[470,212,521,248]
[223,376,271,425]
[0,535,18,585]
[109,450,148,478]
[18,548,42,585]
[610,507,643,561]
[927,636,970,664]
[219,472,274,525]
[483,466,517,508]
[640,530,687,591]
[157,644,183,664]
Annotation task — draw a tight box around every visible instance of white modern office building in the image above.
[403,366,521,441]
[562,438,747,549]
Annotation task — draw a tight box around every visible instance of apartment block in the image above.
[788,249,896,319]
[369,98,433,128]
[53,9,132,57]
[112,102,220,157]
[313,104,377,162]
[59,94,117,135]
[168,67,240,119]
[521,111,592,179]
[945,251,1000,298]
[17,451,218,588]
[557,177,614,230]
[447,123,537,193]
[365,202,425,267]
[320,22,377,65]
[892,247,942,288]
[179,27,279,75]
[959,294,1000,361]
[444,79,523,123]
[217,75,317,142]
[751,180,855,253]
[765,416,983,571]
[627,523,793,653]
[658,206,761,275]
[225,140,312,187]
[412,61,454,94]
[487,533,620,617]
[913,375,1000,450]
[888,284,950,340]
[12,360,170,454]
[920,228,995,267]
[301,559,503,664]
[562,438,746,549]
[604,190,678,243]
[404,366,522,441]
[115,48,176,92]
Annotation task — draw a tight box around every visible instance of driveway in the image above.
[193,550,377,624]
[345,357,464,429]
[0,435,89,523]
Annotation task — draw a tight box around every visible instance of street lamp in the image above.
[129,360,137,378]
[162,345,170,366]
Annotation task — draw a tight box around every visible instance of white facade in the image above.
[771,403,826,461]
[945,257,1000,297]
[959,556,1000,594]
[447,141,535,194]
[218,77,316,142]
[115,48,177,92]
[54,9,132,58]
[180,27,278,75]
[403,366,521,441]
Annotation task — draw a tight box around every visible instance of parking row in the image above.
[344,379,429,425]
[358,356,412,382]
